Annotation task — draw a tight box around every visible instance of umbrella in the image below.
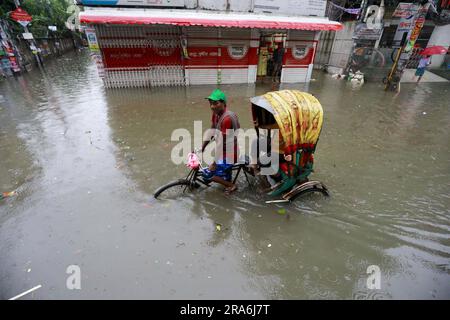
[420,46,448,56]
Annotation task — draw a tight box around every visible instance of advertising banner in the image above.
[392,2,418,18]
[393,4,419,47]
[85,27,100,52]
[403,5,429,53]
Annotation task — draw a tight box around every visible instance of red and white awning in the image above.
[79,8,342,31]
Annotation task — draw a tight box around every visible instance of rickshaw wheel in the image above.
[154,179,200,199]
[282,180,330,201]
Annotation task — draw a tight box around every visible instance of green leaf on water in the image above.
[277,208,286,215]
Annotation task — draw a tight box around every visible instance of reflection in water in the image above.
[0,94,37,212]
[0,51,449,299]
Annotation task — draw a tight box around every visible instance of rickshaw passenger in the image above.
[250,121,294,181]
[201,89,241,194]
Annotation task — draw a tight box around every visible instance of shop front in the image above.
[79,9,342,88]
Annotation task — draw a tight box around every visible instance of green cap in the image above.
[206,89,226,102]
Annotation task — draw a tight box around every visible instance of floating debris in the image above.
[266,199,289,204]
[331,73,344,80]
[215,223,222,232]
[277,208,286,215]
[1,191,17,200]
[176,241,185,248]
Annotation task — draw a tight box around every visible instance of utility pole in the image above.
[13,0,43,69]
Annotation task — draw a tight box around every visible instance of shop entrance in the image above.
[256,32,287,82]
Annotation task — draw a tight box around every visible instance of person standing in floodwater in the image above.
[271,43,285,82]
[415,55,431,83]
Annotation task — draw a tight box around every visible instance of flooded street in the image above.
[1,51,449,299]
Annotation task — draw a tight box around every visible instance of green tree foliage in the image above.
[1,0,73,38]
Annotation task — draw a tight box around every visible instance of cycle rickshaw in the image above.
[154,90,329,202]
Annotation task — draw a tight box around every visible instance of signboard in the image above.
[185,47,219,66]
[9,7,32,27]
[292,45,312,59]
[80,0,184,6]
[392,4,419,47]
[85,27,100,52]
[254,0,327,17]
[393,3,430,80]
[283,41,315,66]
[84,27,104,77]
[22,32,34,40]
[404,14,426,52]
[227,45,248,60]
[397,14,418,32]
[353,23,384,40]
[392,2,418,18]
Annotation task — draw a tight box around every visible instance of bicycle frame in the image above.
[182,154,252,194]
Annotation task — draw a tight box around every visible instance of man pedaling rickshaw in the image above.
[154,89,329,202]
[200,89,240,195]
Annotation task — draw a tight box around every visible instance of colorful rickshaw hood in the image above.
[250,90,324,155]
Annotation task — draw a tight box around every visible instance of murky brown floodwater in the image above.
[1,51,449,299]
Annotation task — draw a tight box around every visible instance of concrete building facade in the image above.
[78,0,342,88]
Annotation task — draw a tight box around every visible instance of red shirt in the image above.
[211,109,239,163]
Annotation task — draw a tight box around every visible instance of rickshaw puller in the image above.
[201,89,241,195]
